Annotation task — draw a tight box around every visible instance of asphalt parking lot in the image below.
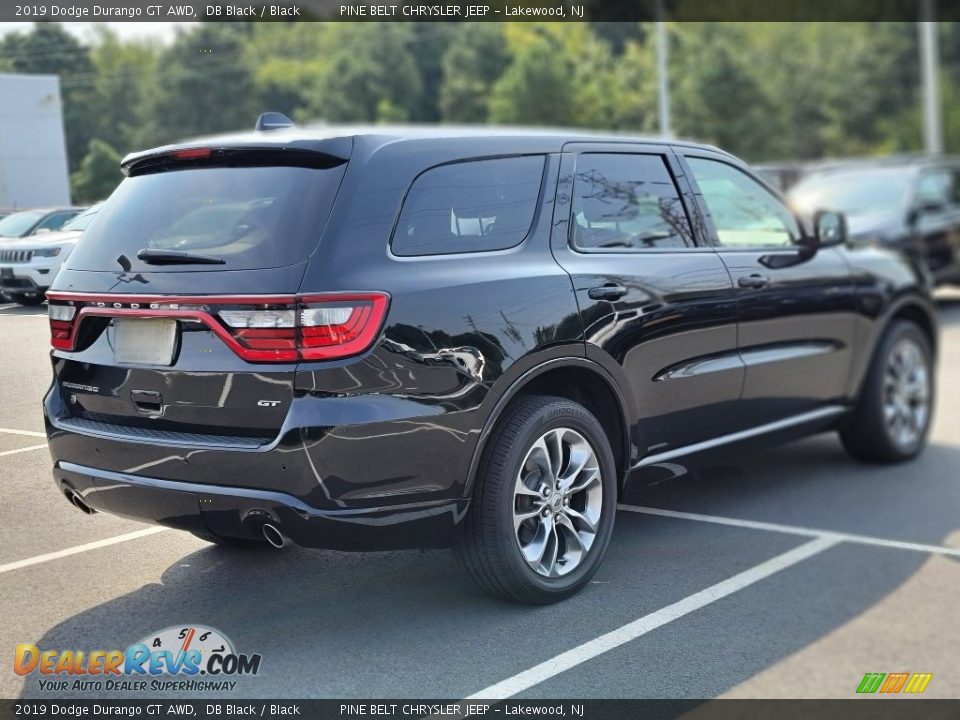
[1,296,959,701]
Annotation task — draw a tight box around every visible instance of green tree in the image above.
[0,23,97,172]
[70,139,122,203]
[245,24,331,122]
[133,24,259,148]
[439,23,510,123]
[670,24,776,161]
[408,23,458,121]
[89,26,159,156]
[307,24,423,123]
[488,33,576,127]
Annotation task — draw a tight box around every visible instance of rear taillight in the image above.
[45,293,390,362]
[48,304,77,350]
[299,294,390,360]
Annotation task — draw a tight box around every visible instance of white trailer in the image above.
[0,73,71,209]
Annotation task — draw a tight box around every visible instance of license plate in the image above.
[0,268,12,280]
[114,319,178,366]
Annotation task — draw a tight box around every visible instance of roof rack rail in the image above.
[255,112,294,132]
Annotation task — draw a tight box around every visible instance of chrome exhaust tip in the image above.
[66,490,95,515]
[261,522,288,549]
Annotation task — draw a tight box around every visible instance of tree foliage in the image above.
[1,20,957,203]
[70,138,122,203]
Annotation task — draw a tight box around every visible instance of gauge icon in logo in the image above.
[137,625,234,672]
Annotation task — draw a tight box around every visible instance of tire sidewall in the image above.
[492,400,618,600]
[865,321,935,460]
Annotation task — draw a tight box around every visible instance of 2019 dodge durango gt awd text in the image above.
[44,117,938,604]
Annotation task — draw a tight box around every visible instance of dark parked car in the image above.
[0,207,84,239]
[754,162,807,192]
[789,156,960,286]
[44,119,937,603]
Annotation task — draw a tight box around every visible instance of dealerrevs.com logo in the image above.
[14,625,262,693]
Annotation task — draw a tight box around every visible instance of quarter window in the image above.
[571,154,693,251]
[687,157,799,249]
[392,156,544,256]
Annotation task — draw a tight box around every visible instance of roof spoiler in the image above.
[255,112,294,132]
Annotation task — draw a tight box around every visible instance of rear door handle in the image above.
[737,274,769,289]
[588,284,628,301]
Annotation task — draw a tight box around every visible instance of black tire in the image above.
[454,395,618,604]
[840,320,934,463]
[191,530,265,549]
[12,294,44,306]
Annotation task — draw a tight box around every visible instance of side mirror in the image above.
[814,210,847,248]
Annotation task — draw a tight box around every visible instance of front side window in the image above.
[688,157,799,249]
[392,156,545,256]
[571,153,693,251]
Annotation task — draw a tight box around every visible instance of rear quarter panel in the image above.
[295,142,584,506]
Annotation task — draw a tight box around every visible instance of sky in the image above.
[0,22,188,43]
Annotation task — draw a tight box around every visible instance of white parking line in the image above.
[466,536,839,700]
[0,444,46,458]
[0,427,46,438]
[0,527,169,575]
[619,505,960,559]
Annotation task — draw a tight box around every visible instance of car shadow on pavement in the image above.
[15,437,960,699]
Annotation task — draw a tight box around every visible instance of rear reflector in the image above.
[45,292,390,362]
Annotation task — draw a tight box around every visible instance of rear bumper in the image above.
[44,379,481,550]
[54,460,468,550]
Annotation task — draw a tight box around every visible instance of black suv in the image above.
[789,155,960,286]
[45,119,937,603]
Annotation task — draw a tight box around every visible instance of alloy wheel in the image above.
[512,427,603,578]
[882,337,930,450]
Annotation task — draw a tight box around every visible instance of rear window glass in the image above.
[66,164,346,272]
[392,156,545,256]
[572,153,693,251]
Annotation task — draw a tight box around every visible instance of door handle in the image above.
[588,284,628,301]
[737,274,769,289]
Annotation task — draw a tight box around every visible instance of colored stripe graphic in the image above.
[904,673,934,694]
[857,672,932,694]
[880,673,909,693]
[857,673,885,694]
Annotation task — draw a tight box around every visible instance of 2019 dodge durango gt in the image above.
[44,118,937,603]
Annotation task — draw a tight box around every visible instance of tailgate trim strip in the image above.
[51,416,271,450]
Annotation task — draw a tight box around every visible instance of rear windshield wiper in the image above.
[136,248,226,265]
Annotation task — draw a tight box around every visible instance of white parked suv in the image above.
[0,205,100,305]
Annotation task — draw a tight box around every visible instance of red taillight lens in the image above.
[47,293,389,362]
[298,293,389,361]
[48,303,77,350]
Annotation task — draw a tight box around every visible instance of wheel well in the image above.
[890,302,937,354]
[514,365,629,494]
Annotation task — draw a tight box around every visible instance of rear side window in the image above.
[392,156,545,256]
[66,164,346,272]
[571,153,694,251]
